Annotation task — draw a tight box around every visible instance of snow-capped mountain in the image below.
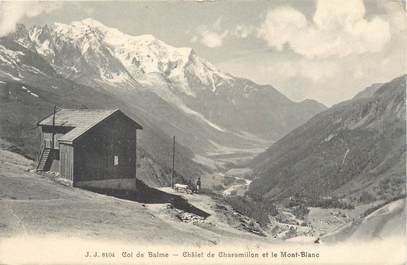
[4,18,326,166]
[0,35,56,81]
[16,18,232,94]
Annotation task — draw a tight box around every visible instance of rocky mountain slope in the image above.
[8,19,326,161]
[248,75,406,202]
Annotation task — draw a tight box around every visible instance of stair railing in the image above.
[36,141,45,170]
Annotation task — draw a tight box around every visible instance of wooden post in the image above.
[134,130,137,192]
[171,136,175,189]
[51,105,56,149]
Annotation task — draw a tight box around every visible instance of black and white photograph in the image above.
[0,0,405,264]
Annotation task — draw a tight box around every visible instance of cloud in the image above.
[379,0,407,33]
[0,1,62,37]
[258,6,307,51]
[220,0,405,106]
[233,24,257,39]
[191,17,228,48]
[195,29,228,48]
[257,0,391,58]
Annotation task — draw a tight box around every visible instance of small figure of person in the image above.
[196,177,201,193]
[187,180,194,193]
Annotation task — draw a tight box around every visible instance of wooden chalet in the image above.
[37,108,143,191]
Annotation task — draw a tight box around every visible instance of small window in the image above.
[114,155,119,166]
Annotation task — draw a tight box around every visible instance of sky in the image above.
[1,0,406,106]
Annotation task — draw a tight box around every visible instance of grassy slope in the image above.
[0,150,213,243]
[0,149,274,245]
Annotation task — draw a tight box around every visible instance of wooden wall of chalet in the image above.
[72,112,138,183]
[60,143,74,182]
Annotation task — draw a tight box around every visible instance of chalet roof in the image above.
[38,108,142,143]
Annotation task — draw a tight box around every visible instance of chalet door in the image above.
[44,134,52,148]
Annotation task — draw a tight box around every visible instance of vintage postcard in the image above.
[0,0,405,264]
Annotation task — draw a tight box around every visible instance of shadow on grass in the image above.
[83,179,210,218]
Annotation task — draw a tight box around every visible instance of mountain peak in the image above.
[57,18,159,44]
[299,98,327,109]
[10,23,34,50]
[8,19,270,98]
[62,17,109,32]
[21,18,232,93]
[15,23,28,33]
[77,17,106,28]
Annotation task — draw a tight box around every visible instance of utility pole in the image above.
[135,130,138,193]
[51,105,57,149]
[171,136,175,189]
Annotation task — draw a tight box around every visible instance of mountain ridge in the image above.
[248,75,406,202]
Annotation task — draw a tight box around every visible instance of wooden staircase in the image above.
[36,147,53,171]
